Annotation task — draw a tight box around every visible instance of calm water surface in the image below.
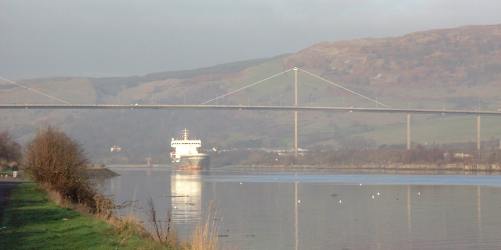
[99,166,501,250]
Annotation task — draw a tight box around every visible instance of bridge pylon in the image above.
[293,67,298,158]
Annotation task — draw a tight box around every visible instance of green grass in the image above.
[358,115,501,145]
[0,183,172,250]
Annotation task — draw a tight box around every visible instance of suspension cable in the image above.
[201,69,292,105]
[0,75,71,104]
[299,68,390,108]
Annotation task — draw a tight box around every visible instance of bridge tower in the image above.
[293,67,299,158]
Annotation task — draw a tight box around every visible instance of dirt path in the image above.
[0,179,23,222]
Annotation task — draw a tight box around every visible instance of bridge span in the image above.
[1,104,501,116]
[1,67,499,154]
[1,104,497,153]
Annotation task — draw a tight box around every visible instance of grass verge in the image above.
[0,182,173,250]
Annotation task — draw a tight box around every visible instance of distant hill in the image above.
[287,24,501,87]
[2,24,501,163]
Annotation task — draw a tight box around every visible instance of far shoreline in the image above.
[214,163,501,173]
[104,163,501,174]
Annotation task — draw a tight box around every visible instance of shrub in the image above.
[24,127,97,209]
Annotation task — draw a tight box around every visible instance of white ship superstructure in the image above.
[170,129,209,169]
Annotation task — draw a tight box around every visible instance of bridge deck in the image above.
[1,104,501,116]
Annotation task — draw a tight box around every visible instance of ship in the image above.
[170,129,209,170]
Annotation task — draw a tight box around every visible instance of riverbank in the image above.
[0,182,174,250]
[226,163,501,172]
[86,164,119,178]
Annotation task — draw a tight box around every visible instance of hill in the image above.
[2,24,501,163]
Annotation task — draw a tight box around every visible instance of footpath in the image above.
[0,178,23,221]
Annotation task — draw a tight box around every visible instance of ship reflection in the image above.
[170,170,202,224]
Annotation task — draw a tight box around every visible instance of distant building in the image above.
[110,145,122,153]
[453,152,472,159]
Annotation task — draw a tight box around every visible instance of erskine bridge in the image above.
[1,67,501,155]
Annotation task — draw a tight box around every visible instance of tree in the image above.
[0,131,21,166]
[24,127,96,206]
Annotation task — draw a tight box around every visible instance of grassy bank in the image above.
[0,182,172,250]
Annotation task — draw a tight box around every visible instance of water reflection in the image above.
[294,180,299,250]
[100,168,501,250]
[407,185,412,235]
[477,185,483,242]
[170,171,202,224]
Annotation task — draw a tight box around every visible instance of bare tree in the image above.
[0,131,21,166]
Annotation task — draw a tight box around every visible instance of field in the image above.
[358,115,501,145]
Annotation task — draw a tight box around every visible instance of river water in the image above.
[99,166,501,250]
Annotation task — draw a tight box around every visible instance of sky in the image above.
[1,0,501,79]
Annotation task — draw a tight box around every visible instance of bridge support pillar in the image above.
[406,114,411,150]
[293,67,298,158]
[294,111,298,157]
[477,115,481,151]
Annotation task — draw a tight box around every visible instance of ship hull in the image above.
[172,155,209,170]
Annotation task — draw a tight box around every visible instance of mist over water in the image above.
[99,166,501,250]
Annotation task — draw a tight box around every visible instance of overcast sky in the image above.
[1,0,501,79]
